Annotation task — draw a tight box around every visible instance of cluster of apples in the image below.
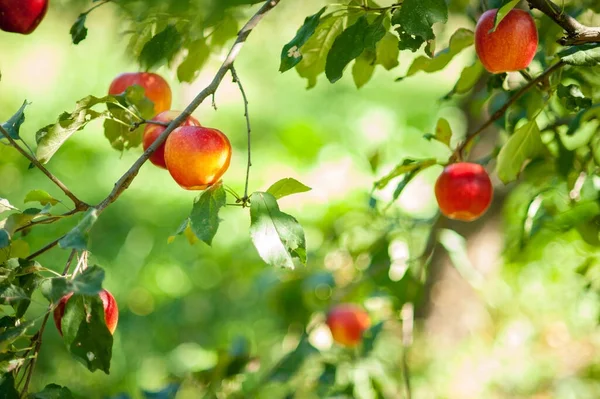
[109,72,232,190]
[434,8,538,222]
[0,0,48,34]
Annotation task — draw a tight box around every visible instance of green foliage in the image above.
[496,120,545,183]
[41,265,105,303]
[266,178,312,200]
[249,192,307,269]
[188,183,227,246]
[61,295,113,374]
[30,384,74,399]
[1,101,28,140]
[280,7,327,72]
[58,209,98,251]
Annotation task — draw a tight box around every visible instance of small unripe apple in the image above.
[164,126,232,190]
[475,9,538,74]
[0,0,48,34]
[326,304,371,347]
[435,162,493,222]
[108,72,172,115]
[143,111,201,169]
[53,289,119,336]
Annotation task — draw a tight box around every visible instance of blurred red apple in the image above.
[475,8,538,73]
[164,126,232,190]
[435,162,493,222]
[0,0,48,34]
[53,289,119,336]
[326,304,371,347]
[109,72,172,115]
[143,111,201,169]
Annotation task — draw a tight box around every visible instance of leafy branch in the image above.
[0,125,89,211]
[527,0,600,45]
[95,0,283,212]
[454,60,565,160]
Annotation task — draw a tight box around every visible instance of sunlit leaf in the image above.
[267,178,312,200]
[496,120,545,183]
[24,189,59,206]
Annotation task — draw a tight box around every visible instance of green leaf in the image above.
[139,25,183,70]
[438,229,483,287]
[557,84,592,111]
[361,321,384,357]
[296,15,344,88]
[62,295,113,374]
[58,209,98,251]
[1,101,28,140]
[0,373,19,399]
[188,183,226,246]
[0,284,29,305]
[0,230,9,250]
[316,363,337,397]
[375,158,437,189]
[41,265,105,303]
[0,320,35,351]
[566,104,600,136]
[142,384,180,399]
[70,13,88,45]
[559,44,600,67]
[491,0,520,32]
[35,96,107,163]
[496,120,545,183]
[177,39,210,83]
[392,0,448,42]
[104,85,155,150]
[268,335,317,381]
[446,60,484,97]
[280,7,327,72]
[325,15,386,83]
[249,192,307,269]
[167,219,198,245]
[0,208,43,236]
[24,190,59,206]
[0,199,18,215]
[29,384,74,399]
[406,28,474,76]
[375,32,400,70]
[430,117,452,146]
[267,178,312,200]
[352,51,376,89]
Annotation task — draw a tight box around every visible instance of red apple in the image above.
[53,289,119,336]
[435,162,493,222]
[326,304,371,347]
[164,126,232,190]
[475,8,538,74]
[0,0,48,34]
[108,72,172,115]
[143,111,201,169]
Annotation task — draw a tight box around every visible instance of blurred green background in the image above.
[1,1,600,398]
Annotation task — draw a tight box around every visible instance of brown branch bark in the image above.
[528,0,600,45]
[96,0,282,212]
[0,125,89,211]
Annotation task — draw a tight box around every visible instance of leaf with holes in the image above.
[280,7,327,72]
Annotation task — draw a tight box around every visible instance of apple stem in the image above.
[230,65,253,206]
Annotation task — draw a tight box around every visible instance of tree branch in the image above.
[527,0,600,45]
[455,60,565,160]
[96,0,282,212]
[0,125,89,211]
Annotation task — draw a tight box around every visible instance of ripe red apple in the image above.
[164,126,232,190]
[475,8,538,74]
[326,304,371,347]
[435,162,493,222]
[0,0,48,34]
[143,111,201,169]
[108,72,172,115]
[53,289,119,336]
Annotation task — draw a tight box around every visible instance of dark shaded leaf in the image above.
[58,209,98,251]
[189,183,226,246]
[70,13,88,45]
[280,7,327,72]
[1,101,28,140]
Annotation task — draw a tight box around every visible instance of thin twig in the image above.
[454,61,565,160]
[0,125,89,211]
[129,119,170,132]
[527,0,600,45]
[230,66,253,204]
[26,235,65,260]
[95,0,283,212]
[20,250,77,397]
[15,209,80,234]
